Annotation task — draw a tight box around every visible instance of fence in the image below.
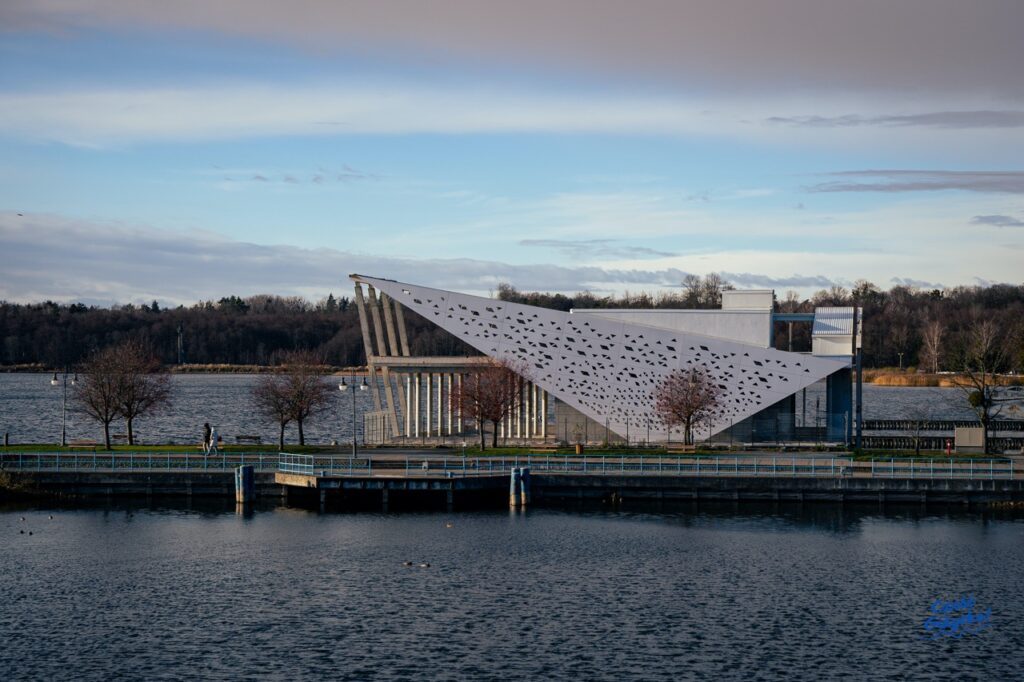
[275,453,1019,481]
[0,451,278,472]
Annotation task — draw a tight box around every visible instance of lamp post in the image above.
[339,374,368,457]
[50,369,77,447]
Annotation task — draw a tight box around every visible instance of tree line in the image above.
[0,293,471,370]
[498,277,1024,374]
[3,277,1023,373]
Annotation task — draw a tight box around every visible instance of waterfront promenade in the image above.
[3,451,1022,506]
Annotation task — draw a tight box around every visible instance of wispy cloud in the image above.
[890,276,945,289]
[971,214,1024,227]
[807,170,1024,194]
[767,111,1024,129]
[0,84,732,146]
[519,238,676,260]
[716,272,838,289]
[0,211,868,306]
[4,1,1022,97]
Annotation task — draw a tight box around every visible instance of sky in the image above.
[1,0,1023,306]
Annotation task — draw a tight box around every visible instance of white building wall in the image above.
[571,309,772,348]
[357,275,846,441]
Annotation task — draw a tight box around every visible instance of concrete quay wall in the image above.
[2,471,283,499]
[534,474,1024,504]
[5,470,1023,505]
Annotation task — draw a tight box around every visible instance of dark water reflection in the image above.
[2,503,1021,680]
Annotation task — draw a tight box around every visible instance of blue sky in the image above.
[1,1,1022,305]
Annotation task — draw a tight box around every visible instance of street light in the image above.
[339,375,368,457]
[51,369,77,447]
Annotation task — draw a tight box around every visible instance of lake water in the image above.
[1,503,1021,680]
[0,373,994,446]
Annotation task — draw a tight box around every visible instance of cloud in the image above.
[0,84,738,146]
[890,277,945,289]
[767,111,1024,129]
[971,214,1024,227]
[519,238,677,260]
[807,170,1024,194]
[0,211,703,305]
[3,1,1023,97]
[716,272,839,289]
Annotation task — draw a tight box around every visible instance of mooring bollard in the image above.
[509,467,522,508]
[234,464,255,504]
[519,467,530,507]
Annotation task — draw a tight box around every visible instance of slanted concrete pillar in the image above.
[353,283,383,414]
[367,286,400,438]
[380,293,407,416]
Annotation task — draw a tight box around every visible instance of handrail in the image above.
[2,452,1018,480]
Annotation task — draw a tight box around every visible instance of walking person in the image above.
[203,422,212,455]
[208,426,220,455]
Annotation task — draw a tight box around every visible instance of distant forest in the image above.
[2,276,1023,372]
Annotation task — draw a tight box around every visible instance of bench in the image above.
[666,444,697,454]
[531,445,559,453]
[235,435,262,444]
[68,440,99,452]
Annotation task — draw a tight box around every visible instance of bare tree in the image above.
[253,371,292,450]
[281,351,335,446]
[453,358,529,449]
[920,318,944,374]
[73,346,122,449]
[653,368,722,445]
[955,315,1011,453]
[74,341,172,448]
[114,340,172,445]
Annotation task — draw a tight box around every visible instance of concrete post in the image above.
[234,465,255,503]
[436,372,443,437]
[519,467,530,506]
[509,467,522,508]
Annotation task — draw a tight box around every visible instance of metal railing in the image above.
[0,451,278,472]
[2,451,1017,481]
[275,453,1019,481]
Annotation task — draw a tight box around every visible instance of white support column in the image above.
[515,381,522,439]
[527,382,534,437]
[425,373,433,439]
[541,389,548,439]
[405,374,412,437]
[446,373,453,436]
[456,374,463,434]
[414,373,421,438]
[436,373,442,437]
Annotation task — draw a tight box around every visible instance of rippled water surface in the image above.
[0,373,992,445]
[1,504,1021,680]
